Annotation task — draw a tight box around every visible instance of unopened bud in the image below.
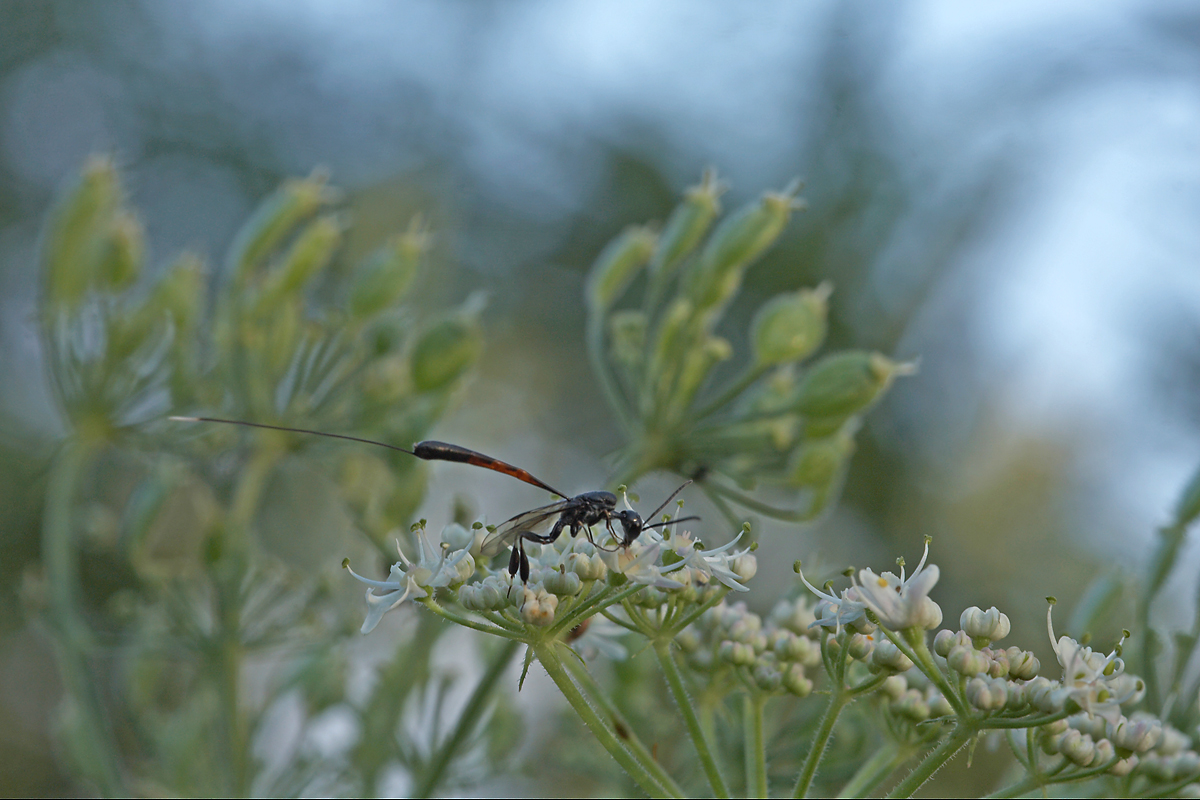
[1006,647,1040,680]
[586,225,656,310]
[411,315,481,392]
[961,606,1011,644]
[544,568,583,597]
[719,640,756,666]
[782,663,813,697]
[965,676,1007,711]
[846,632,874,661]
[894,688,930,722]
[520,588,558,626]
[1059,729,1096,766]
[1111,713,1163,753]
[947,644,987,677]
[871,638,914,673]
[751,283,830,366]
[753,662,783,692]
[348,224,426,319]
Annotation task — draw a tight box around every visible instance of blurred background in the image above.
[2,1,1200,795]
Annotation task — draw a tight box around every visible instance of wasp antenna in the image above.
[643,480,693,523]
[170,415,418,456]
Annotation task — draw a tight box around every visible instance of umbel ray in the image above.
[170,416,698,580]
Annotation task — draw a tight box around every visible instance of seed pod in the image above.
[608,310,648,371]
[410,315,482,392]
[650,169,723,280]
[44,156,122,308]
[228,173,330,282]
[151,254,205,333]
[786,430,854,490]
[348,226,426,319]
[795,351,914,435]
[686,187,800,311]
[256,215,342,313]
[586,224,656,311]
[97,211,144,291]
[751,283,830,366]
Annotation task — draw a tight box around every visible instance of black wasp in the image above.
[171,416,697,581]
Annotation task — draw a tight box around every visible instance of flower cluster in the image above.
[346,518,756,638]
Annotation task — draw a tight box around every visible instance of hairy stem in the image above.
[654,640,731,798]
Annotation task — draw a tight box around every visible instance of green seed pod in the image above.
[586,224,656,310]
[795,351,914,433]
[608,309,648,372]
[97,211,144,291]
[348,222,428,319]
[687,187,801,311]
[650,169,723,279]
[787,431,855,489]
[670,336,732,419]
[256,215,342,313]
[43,156,122,308]
[751,282,830,366]
[227,173,330,282]
[150,253,205,334]
[410,315,482,392]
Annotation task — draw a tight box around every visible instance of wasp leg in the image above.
[508,544,521,576]
[518,540,530,583]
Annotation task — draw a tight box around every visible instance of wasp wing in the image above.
[480,500,573,556]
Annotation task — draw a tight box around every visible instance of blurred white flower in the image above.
[345,528,471,633]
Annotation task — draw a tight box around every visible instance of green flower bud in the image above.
[965,676,1007,712]
[586,224,656,310]
[753,662,783,692]
[893,688,930,722]
[795,351,915,435]
[228,172,330,281]
[256,215,342,313]
[847,632,874,661]
[650,169,723,279]
[686,186,802,311]
[871,639,914,673]
[751,283,830,367]
[410,315,481,392]
[960,606,1011,644]
[348,222,427,319]
[1058,729,1096,766]
[43,156,122,308]
[544,568,583,597]
[783,664,813,697]
[1005,647,1040,680]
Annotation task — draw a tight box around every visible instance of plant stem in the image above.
[836,742,912,799]
[695,363,770,420]
[413,639,520,798]
[653,641,730,798]
[43,439,124,795]
[562,653,685,798]
[792,645,850,798]
[419,598,523,640]
[587,308,636,436]
[702,478,819,522]
[744,693,768,798]
[885,724,973,799]
[535,643,678,798]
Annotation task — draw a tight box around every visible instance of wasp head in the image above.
[613,509,643,546]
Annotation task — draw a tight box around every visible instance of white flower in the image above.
[796,563,871,633]
[345,528,472,633]
[603,540,685,589]
[853,539,942,630]
[1047,605,1145,726]
[665,530,754,592]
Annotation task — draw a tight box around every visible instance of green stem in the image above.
[982,775,1040,799]
[43,439,124,795]
[895,628,968,717]
[701,478,819,522]
[562,653,685,798]
[587,308,636,436]
[694,363,770,420]
[744,693,768,798]
[836,742,911,799]
[413,639,521,798]
[653,641,730,798]
[885,724,973,799]
[793,645,850,798]
[419,598,523,640]
[535,643,677,798]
